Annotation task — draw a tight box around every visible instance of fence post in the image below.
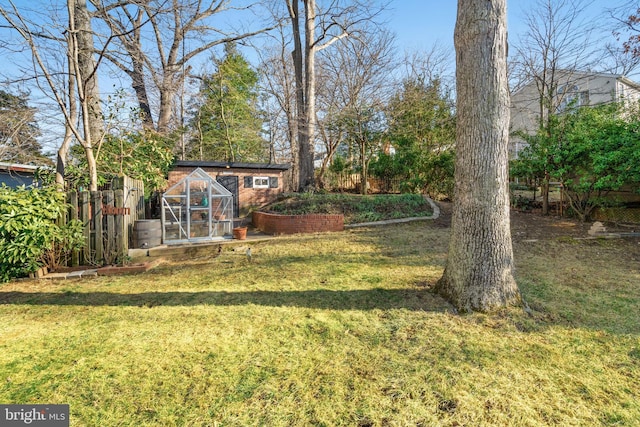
[91,191,104,264]
[104,190,116,264]
[68,191,80,266]
[80,191,91,265]
[115,189,127,264]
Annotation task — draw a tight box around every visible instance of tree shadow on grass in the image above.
[0,287,453,312]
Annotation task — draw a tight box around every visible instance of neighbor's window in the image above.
[253,176,270,188]
[557,84,589,112]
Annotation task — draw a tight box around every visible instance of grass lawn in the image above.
[1,219,639,426]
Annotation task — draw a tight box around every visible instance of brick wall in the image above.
[252,211,344,235]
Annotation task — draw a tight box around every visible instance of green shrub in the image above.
[264,193,432,224]
[0,185,84,282]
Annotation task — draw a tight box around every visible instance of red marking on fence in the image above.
[102,205,131,216]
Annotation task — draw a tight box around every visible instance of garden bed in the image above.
[261,193,433,224]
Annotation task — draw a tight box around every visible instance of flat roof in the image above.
[175,160,291,171]
[0,162,41,173]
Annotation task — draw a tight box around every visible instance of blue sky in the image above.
[382,0,624,53]
[0,0,633,153]
[383,1,457,51]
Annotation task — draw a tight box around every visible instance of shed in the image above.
[167,160,291,217]
[0,162,41,188]
[161,168,234,243]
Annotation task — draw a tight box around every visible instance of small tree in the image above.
[336,104,386,195]
[555,103,640,220]
[0,0,105,190]
[510,0,599,214]
[66,130,174,198]
[385,77,456,198]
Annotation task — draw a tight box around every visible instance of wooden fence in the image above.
[592,207,640,224]
[66,176,145,266]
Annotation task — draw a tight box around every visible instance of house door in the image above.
[217,176,239,218]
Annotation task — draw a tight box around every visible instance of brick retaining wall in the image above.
[252,211,344,235]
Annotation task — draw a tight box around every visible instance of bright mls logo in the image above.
[0,405,69,426]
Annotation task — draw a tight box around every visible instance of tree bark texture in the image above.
[57,46,77,188]
[70,0,102,191]
[435,0,521,312]
[73,0,103,147]
[289,0,316,191]
[298,0,317,191]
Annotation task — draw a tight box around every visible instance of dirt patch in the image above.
[432,201,635,241]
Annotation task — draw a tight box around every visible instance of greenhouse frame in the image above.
[161,168,234,244]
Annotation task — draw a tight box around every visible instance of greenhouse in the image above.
[161,168,234,243]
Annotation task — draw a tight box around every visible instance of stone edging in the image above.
[345,196,440,229]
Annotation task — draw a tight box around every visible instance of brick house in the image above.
[167,160,291,218]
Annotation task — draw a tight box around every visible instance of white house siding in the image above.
[509,71,640,158]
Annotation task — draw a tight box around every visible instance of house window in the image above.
[253,176,270,188]
[244,176,279,189]
[557,84,589,112]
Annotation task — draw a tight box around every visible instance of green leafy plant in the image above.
[512,102,640,220]
[264,193,432,224]
[40,219,85,272]
[66,129,174,198]
[0,185,85,282]
[187,42,267,162]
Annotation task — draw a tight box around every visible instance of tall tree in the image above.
[188,43,267,162]
[258,24,299,189]
[92,0,271,136]
[69,0,103,191]
[282,0,384,191]
[0,0,105,190]
[435,0,521,312]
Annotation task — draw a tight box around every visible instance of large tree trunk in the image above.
[288,0,303,191]
[290,0,315,191]
[289,0,316,191]
[129,60,154,129]
[74,0,103,147]
[56,44,78,188]
[435,0,521,312]
[157,82,174,134]
[298,0,316,191]
[69,0,102,191]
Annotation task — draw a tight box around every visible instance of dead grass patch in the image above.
[1,220,639,426]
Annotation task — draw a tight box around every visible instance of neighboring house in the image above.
[509,71,640,158]
[167,160,291,217]
[0,162,40,188]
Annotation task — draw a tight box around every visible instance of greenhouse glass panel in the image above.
[161,168,234,244]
